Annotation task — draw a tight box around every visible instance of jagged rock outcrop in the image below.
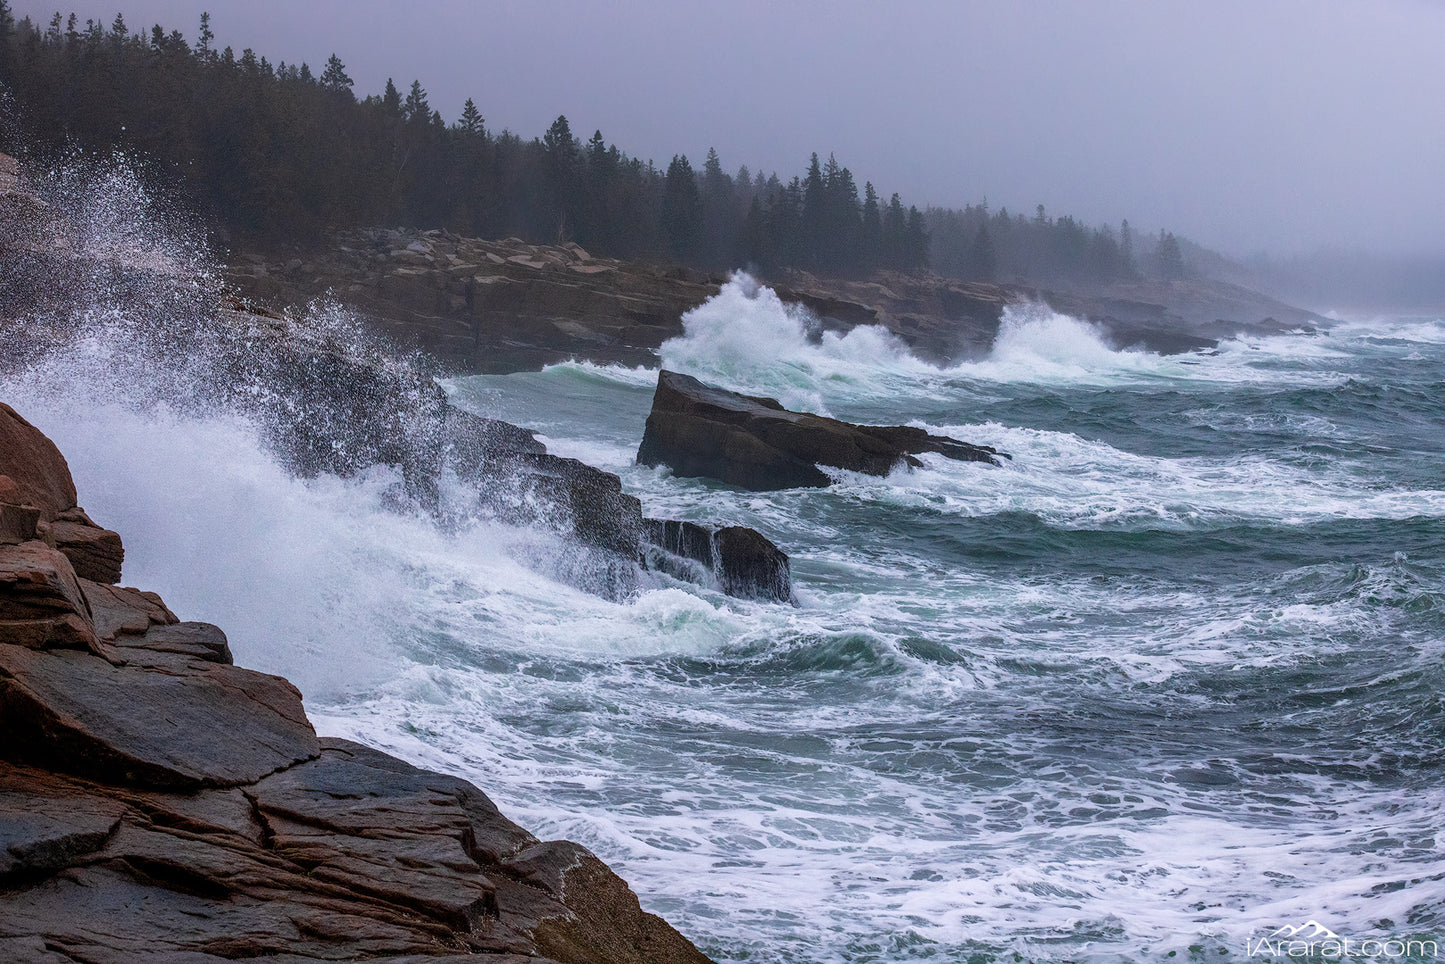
[229,229,724,373]
[441,409,793,603]
[637,370,1006,491]
[0,403,715,964]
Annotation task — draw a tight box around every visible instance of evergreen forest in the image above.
[0,5,1191,284]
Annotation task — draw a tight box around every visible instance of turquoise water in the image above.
[12,271,1445,962]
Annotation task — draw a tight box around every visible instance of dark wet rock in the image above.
[444,405,548,476]
[642,518,793,604]
[509,452,645,558]
[0,643,319,789]
[111,621,233,665]
[637,370,1005,491]
[644,519,716,570]
[713,526,793,603]
[214,305,450,486]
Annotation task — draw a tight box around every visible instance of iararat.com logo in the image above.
[1247,920,1440,959]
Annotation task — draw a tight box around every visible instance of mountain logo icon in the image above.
[1268,921,1341,940]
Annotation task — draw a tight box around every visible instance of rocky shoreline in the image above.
[0,151,737,962]
[1,147,1331,961]
[228,226,1328,376]
[0,403,715,963]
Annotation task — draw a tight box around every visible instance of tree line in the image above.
[0,5,1191,284]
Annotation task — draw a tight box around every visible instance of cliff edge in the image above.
[0,399,715,963]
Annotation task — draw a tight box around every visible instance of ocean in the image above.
[6,247,1444,959]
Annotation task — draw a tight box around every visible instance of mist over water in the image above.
[4,170,1445,963]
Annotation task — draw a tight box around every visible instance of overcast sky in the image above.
[14,0,1445,257]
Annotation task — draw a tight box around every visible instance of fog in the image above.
[12,0,1445,261]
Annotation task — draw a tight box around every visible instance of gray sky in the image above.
[14,0,1445,257]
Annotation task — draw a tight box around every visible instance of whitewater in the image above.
[6,195,1444,962]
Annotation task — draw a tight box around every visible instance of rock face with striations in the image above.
[0,401,715,964]
[637,370,1006,491]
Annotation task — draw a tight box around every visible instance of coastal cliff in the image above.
[0,399,714,962]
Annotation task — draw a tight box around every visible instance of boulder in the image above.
[444,406,548,478]
[714,526,792,603]
[637,370,1005,491]
[508,452,644,558]
[110,621,233,665]
[79,579,177,642]
[642,518,793,604]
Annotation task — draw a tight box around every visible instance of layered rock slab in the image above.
[637,369,1006,491]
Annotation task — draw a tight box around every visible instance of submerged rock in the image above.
[637,369,1006,491]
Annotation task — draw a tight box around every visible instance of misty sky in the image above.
[14,0,1445,257]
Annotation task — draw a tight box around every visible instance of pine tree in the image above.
[861,181,882,271]
[801,152,826,265]
[382,78,402,115]
[196,10,213,57]
[662,154,701,260]
[458,99,484,137]
[969,223,997,281]
[1155,230,1184,279]
[882,193,906,268]
[542,114,575,162]
[320,53,352,95]
[0,0,15,81]
[905,206,929,270]
[702,147,730,199]
[403,79,429,122]
[821,154,860,272]
[586,129,607,166]
[542,115,578,241]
